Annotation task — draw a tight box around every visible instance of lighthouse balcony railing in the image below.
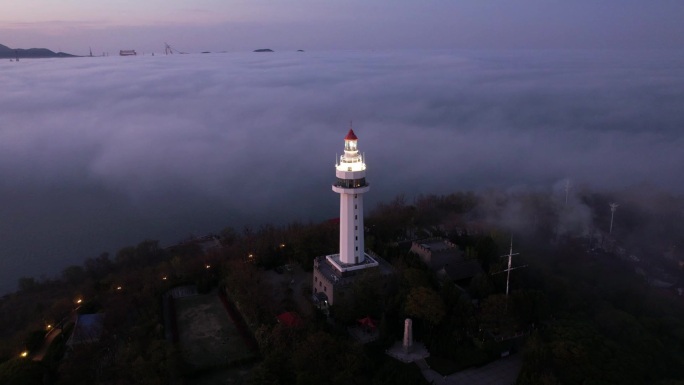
[334,178,367,189]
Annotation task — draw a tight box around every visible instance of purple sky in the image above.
[2,1,684,55]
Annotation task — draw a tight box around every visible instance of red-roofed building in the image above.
[276,311,303,328]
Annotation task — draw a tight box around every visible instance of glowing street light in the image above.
[75,298,83,304]
[162,276,168,281]
[20,351,29,358]
[46,324,53,331]
[205,264,211,269]
[116,286,122,291]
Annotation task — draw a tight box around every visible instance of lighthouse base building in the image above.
[312,129,394,307]
[312,250,394,306]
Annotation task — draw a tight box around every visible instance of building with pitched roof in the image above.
[410,238,482,285]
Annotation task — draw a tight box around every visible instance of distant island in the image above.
[0,43,76,59]
[253,48,274,52]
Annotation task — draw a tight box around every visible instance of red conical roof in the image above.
[345,129,358,141]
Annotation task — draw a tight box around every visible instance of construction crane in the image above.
[164,43,186,55]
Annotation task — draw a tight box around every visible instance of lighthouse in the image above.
[312,128,393,307]
[333,129,370,265]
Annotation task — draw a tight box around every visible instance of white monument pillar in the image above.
[332,129,370,265]
[403,318,413,354]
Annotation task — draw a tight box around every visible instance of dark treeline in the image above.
[1,185,683,384]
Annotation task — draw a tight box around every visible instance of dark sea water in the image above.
[1,49,683,294]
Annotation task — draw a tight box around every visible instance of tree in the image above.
[405,287,445,326]
[84,252,114,279]
[61,265,86,285]
[220,226,239,246]
[0,359,46,385]
[475,236,499,271]
[479,294,510,332]
[17,277,37,292]
[292,331,367,385]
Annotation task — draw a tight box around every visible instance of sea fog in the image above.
[1,49,683,294]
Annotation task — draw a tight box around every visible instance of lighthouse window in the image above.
[324,286,327,292]
[355,236,358,240]
[355,205,357,209]
[355,226,358,230]
[355,215,357,219]
[355,246,358,251]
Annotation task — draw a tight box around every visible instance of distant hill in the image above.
[253,48,274,52]
[0,43,76,59]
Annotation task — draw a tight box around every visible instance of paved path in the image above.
[32,328,62,361]
[416,354,522,385]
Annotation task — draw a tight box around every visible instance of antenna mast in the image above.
[494,239,528,312]
[564,179,571,207]
[609,203,619,234]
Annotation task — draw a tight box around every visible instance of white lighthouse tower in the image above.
[333,129,370,265]
[313,128,392,307]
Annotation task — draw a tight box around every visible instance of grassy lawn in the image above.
[175,293,256,370]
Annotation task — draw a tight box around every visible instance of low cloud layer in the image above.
[1,50,683,293]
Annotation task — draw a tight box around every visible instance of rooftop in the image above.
[67,313,104,346]
[345,129,358,141]
[326,253,379,273]
[315,252,394,286]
